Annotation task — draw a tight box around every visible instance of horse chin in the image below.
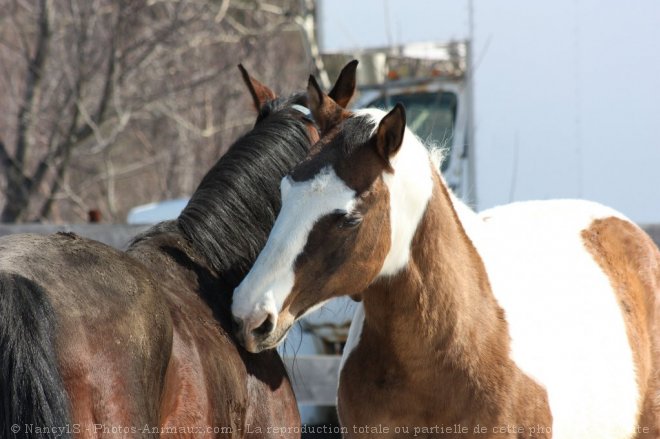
[254,322,293,353]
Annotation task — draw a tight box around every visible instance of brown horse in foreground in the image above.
[0,63,358,438]
[232,77,660,438]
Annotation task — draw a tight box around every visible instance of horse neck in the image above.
[363,172,512,393]
[180,181,275,290]
[178,115,310,292]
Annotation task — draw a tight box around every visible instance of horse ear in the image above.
[328,60,358,109]
[374,103,406,172]
[238,64,277,111]
[307,75,348,133]
[307,74,325,115]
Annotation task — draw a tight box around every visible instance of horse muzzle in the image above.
[233,310,277,353]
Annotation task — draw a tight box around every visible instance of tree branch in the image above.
[0,0,50,222]
[36,142,73,221]
[14,0,50,168]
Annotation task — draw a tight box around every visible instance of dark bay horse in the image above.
[232,78,660,438]
[0,62,358,438]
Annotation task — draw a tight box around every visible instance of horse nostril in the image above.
[252,313,275,337]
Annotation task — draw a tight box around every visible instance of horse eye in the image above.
[338,212,362,229]
[330,209,362,228]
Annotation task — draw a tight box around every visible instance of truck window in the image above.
[367,91,457,172]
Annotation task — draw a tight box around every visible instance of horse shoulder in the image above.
[159,316,245,435]
[127,237,241,432]
[160,289,299,437]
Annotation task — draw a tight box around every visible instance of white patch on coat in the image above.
[338,302,365,407]
[352,108,434,278]
[472,199,640,439]
[232,166,356,325]
[339,302,365,373]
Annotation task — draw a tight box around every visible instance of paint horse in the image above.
[0,62,358,439]
[232,77,660,438]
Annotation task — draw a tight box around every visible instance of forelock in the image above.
[290,113,377,185]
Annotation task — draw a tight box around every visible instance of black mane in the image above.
[176,93,311,291]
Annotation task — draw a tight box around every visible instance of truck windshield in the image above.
[368,91,457,171]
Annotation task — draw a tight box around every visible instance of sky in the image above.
[318,0,660,223]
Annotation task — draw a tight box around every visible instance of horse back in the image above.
[0,232,172,437]
[479,200,660,438]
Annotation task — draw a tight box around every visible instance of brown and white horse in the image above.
[231,78,660,438]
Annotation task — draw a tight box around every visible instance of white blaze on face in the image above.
[232,166,356,325]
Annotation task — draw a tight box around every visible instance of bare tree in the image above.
[0,0,312,223]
